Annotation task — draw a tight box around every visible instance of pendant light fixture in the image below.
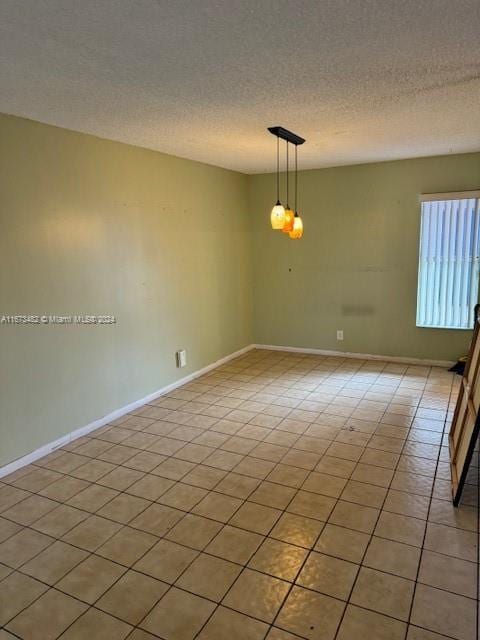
[289,144,303,239]
[270,136,286,229]
[267,126,305,239]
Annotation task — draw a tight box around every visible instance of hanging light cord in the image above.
[286,141,289,207]
[294,144,298,214]
[276,136,280,203]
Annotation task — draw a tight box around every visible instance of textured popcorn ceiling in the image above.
[1,0,480,173]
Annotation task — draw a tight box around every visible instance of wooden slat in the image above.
[449,314,480,505]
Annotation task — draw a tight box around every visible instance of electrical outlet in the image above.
[337,330,344,341]
[176,349,187,368]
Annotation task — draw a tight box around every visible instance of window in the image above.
[417,192,480,329]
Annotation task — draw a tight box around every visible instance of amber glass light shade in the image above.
[282,208,295,232]
[270,201,286,229]
[289,214,303,239]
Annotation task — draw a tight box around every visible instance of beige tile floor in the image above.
[0,349,478,640]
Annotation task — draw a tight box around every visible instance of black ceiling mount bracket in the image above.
[268,126,305,146]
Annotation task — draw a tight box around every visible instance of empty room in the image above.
[1,1,479,639]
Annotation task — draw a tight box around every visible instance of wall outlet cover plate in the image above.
[176,350,187,368]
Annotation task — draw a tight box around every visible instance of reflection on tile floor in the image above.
[0,349,478,640]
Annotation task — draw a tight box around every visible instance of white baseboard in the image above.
[254,343,455,368]
[0,344,255,479]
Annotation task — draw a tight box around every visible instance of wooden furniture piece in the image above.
[449,307,480,506]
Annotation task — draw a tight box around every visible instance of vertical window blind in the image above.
[417,193,480,329]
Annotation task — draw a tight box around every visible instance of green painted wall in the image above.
[249,153,480,362]
[0,114,253,467]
